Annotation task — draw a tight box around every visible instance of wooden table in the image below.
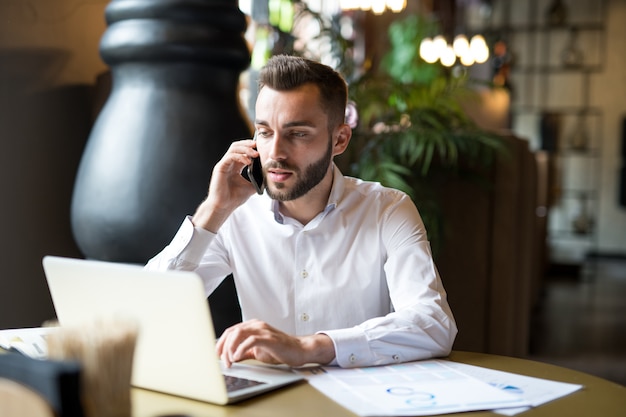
[132,351,625,417]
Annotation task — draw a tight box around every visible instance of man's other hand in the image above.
[216,319,335,368]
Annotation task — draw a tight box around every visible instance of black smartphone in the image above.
[241,132,265,194]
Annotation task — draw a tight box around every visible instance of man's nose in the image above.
[268,133,287,160]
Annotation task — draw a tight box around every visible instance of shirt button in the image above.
[349,354,357,363]
[300,313,310,322]
[301,270,309,279]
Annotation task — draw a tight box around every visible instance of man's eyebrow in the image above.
[254,120,316,128]
[284,121,316,128]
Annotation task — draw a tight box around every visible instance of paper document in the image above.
[296,360,530,416]
[445,361,583,416]
[0,326,56,359]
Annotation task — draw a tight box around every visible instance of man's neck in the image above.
[278,166,334,225]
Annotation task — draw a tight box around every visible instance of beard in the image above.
[265,139,333,202]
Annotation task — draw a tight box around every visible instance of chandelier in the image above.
[340,0,407,14]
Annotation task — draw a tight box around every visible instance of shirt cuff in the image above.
[171,216,215,266]
[318,327,372,368]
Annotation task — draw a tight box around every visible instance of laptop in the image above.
[42,255,303,404]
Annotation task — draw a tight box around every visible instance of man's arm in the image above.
[145,139,259,272]
[319,193,457,368]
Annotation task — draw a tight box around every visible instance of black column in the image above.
[71,0,251,263]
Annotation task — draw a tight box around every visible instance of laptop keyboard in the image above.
[224,374,266,392]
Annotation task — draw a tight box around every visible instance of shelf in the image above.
[485,22,605,33]
[512,65,603,74]
[559,189,600,198]
[556,149,601,157]
[498,0,606,264]
[548,230,596,240]
[511,106,602,115]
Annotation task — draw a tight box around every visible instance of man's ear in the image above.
[332,123,352,157]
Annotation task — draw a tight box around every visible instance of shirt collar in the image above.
[269,163,344,224]
[327,163,344,209]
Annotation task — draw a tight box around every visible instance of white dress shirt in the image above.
[146,164,457,367]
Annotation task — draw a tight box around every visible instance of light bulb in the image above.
[470,35,490,63]
[340,0,359,10]
[419,38,438,63]
[433,35,447,56]
[386,0,406,12]
[474,47,490,63]
[453,34,469,57]
[359,0,372,11]
[460,51,475,66]
[371,0,386,14]
[440,45,457,67]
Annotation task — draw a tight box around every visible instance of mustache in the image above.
[264,161,297,172]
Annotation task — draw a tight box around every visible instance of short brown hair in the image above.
[258,55,348,130]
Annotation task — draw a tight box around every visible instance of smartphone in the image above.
[241,132,265,195]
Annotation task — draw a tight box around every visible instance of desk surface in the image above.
[132,351,625,417]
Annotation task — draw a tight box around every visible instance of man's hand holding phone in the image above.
[240,131,265,195]
[191,133,262,233]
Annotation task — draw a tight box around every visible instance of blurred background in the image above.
[0,0,624,385]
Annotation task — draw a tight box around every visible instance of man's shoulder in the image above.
[342,175,407,200]
[337,176,415,215]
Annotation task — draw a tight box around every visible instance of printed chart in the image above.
[298,360,530,416]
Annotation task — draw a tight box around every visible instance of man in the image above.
[146,55,457,368]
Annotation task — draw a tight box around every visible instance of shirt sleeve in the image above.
[145,216,215,271]
[320,194,458,368]
[322,301,456,368]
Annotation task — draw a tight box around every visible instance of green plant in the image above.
[380,14,440,84]
[345,74,503,180]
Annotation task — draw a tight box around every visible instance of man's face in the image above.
[254,83,335,202]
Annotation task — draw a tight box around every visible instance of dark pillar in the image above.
[71,0,251,263]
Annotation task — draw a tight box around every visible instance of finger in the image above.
[220,323,255,366]
[215,334,225,356]
[216,153,252,174]
[216,327,240,367]
[218,320,276,365]
[227,140,259,158]
[233,325,290,364]
[232,346,257,364]
[216,325,251,365]
[222,355,232,368]
[232,334,262,363]
[220,340,236,368]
